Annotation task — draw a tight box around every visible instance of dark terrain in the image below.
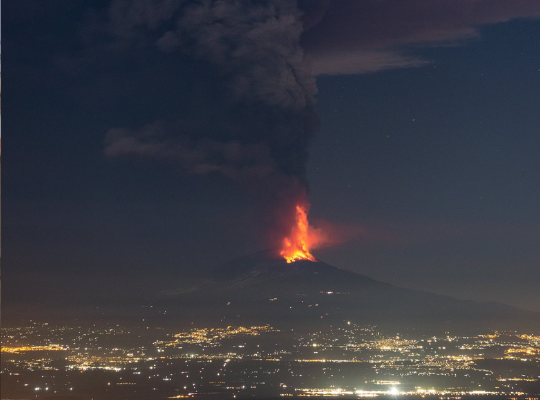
[159,251,540,331]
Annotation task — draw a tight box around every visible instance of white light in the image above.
[390,387,399,395]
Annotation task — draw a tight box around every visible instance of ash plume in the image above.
[105,0,318,183]
[105,0,319,247]
[103,0,540,249]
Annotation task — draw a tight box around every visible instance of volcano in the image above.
[163,251,540,331]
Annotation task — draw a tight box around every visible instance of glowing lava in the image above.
[280,204,317,263]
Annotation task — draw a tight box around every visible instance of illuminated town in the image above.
[2,321,540,399]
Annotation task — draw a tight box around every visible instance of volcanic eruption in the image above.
[105,0,323,259]
[280,203,317,263]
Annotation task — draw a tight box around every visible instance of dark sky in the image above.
[4,0,540,316]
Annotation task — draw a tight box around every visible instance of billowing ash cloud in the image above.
[105,0,319,248]
[105,0,540,174]
[105,0,318,184]
[104,0,540,248]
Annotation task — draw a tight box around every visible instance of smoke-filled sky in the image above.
[4,0,540,316]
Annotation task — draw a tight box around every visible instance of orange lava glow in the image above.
[280,204,317,263]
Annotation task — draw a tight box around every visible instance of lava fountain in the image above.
[280,204,317,263]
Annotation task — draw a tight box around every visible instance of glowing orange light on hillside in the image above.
[280,204,317,263]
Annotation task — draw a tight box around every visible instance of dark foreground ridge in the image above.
[161,251,540,330]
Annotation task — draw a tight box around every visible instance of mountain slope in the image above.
[162,251,540,330]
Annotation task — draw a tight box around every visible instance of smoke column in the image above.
[105,0,319,249]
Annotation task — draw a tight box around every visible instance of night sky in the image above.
[4,0,540,317]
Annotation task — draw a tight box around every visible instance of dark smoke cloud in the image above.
[299,0,540,75]
[104,0,319,248]
[104,0,540,175]
[105,0,318,185]
[103,0,540,248]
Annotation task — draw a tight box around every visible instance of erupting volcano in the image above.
[280,204,317,263]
